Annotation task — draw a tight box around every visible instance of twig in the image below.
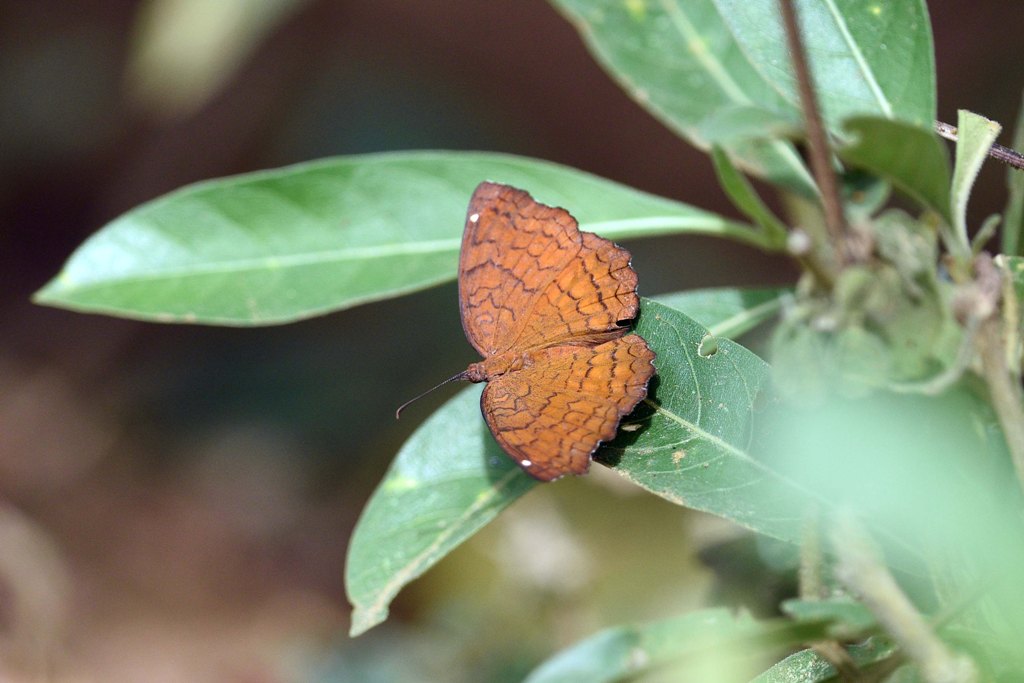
[789,232,837,290]
[832,514,977,683]
[778,0,851,265]
[978,316,1024,482]
[799,509,823,600]
[935,121,1024,171]
[799,511,860,682]
[970,254,1024,488]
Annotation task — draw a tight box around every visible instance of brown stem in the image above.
[967,254,1024,489]
[979,323,1024,480]
[798,512,863,680]
[977,313,1024,488]
[832,514,977,683]
[778,0,851,265]
[795,253,837,290]
[799,509,823,600]
[935,121,1024,171]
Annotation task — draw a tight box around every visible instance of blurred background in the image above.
[2,1,1022,680]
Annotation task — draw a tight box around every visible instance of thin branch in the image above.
[778,0,851,265]
[800,510,861,682]
[971,254,1024,488]
[935,120,1024,171]
[799,509,823,600]
[832,514,977,683]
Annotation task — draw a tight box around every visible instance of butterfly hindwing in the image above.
[479,335,655,481]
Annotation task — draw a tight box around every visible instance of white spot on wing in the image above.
[520,459,532,467]
[469,213,480,223]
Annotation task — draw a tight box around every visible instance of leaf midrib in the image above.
[51,214,740,290]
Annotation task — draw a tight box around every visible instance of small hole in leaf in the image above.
[697,334,719,358]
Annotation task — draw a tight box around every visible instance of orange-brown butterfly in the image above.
[398,182,655,481]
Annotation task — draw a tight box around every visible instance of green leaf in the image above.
[712,146,790,246]
[651,286,789,338]
[523,608,831,683]
[548,0,816,196]
[1003,94,1024,256]
[839,116,952,223]
[781,597,877,638]
[752,638,896,682]
[759,389,1012,579]
[950,110,1002,259]
[842,170,892,221]
[345,386,538,637]
[347,299,928,637]
[608,300,814,541]
[619,303,930,565]
[35,151,752,325]
[697,105,802,145]
[346,297,782,637]
[712,0,936,130]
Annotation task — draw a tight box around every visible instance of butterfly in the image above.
[398,182,655,481]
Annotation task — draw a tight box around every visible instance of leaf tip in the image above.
[31,277,66,306]
[349,604,387,638]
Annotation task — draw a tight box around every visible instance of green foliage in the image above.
[523,608,835,683]
[35,152,752,325]
[753,639,896,682]
[780,597,878,639]
[650,286,789,338]
[603,301,805,542]
[549,0,816,195]
[839,117,952,222]
[950,111,1003,263]
[346,385,536,637]
[712,0,935,129]
[347,298,789,637]
[33,0,1024,680]
[712,146,790,245]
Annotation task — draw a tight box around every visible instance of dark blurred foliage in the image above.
[1,1,1022,680]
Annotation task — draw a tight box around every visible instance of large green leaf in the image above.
[548,0,816,196]
[600,300,802,539]
[523,608,831,683]
[346,298,839,637]
[713,0,936,130]
[651,286,788,339]
[34,152,752,325]
[609,302,931,566]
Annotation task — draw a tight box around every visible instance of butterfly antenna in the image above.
[395,370,469,419]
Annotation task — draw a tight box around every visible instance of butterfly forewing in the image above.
[459,182,639,357]
[459,182,581,357]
